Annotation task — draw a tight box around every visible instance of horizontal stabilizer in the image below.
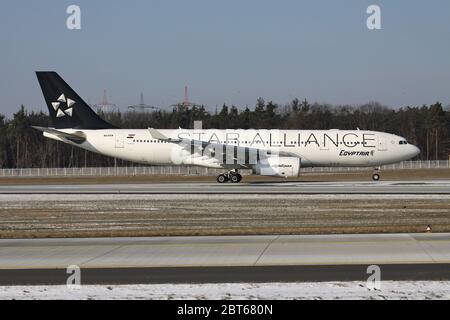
[32,126,86,144]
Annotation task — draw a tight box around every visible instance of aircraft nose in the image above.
[411,145,420,158]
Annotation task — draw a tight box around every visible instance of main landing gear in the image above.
[217,171,243,184]
[372,167,381,181]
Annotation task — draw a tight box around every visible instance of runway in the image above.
[1,180,450,194]
[1,234,450,284]
[1,180,449,284]
[2,264,450,285]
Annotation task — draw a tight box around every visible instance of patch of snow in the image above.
[1,281,449,300]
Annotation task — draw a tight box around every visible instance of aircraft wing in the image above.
[148,128,300,165]
[33,126,86,144]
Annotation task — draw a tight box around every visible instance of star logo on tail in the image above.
[52,94,75,118]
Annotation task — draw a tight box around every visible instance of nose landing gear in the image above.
[216,171,242,184]
[372,167,381,181]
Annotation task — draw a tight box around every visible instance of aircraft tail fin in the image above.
[36,72,116,129]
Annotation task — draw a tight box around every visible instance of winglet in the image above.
[148,128,171,141]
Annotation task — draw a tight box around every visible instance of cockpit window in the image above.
[399,140,409,145]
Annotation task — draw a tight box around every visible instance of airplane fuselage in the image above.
[44,128,420,169]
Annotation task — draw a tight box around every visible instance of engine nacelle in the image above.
[253,157,301,177]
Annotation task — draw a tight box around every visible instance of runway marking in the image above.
[253,235,280,266]
[78,243,132,266]
[416,241,438,263]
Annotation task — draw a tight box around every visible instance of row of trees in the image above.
[0,99,449,168]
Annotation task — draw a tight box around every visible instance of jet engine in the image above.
[253,156,301,177]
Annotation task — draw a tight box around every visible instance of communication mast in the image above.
[171,85,202,110]
[128,92,159,112]
[93,90,117,113]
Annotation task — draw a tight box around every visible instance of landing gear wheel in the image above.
[230,174,242,183]
[216,171,242,184]
[217,174,228,184]
[372,173,380,181]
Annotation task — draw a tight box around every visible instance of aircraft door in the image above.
[378,137,387,151]
[115,134,124,148]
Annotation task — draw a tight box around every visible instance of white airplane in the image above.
[34,72,420,183]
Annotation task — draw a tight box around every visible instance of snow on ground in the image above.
[2,194,450,202]
[1,282,449,300]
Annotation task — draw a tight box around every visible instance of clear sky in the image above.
[1,0,449,117]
